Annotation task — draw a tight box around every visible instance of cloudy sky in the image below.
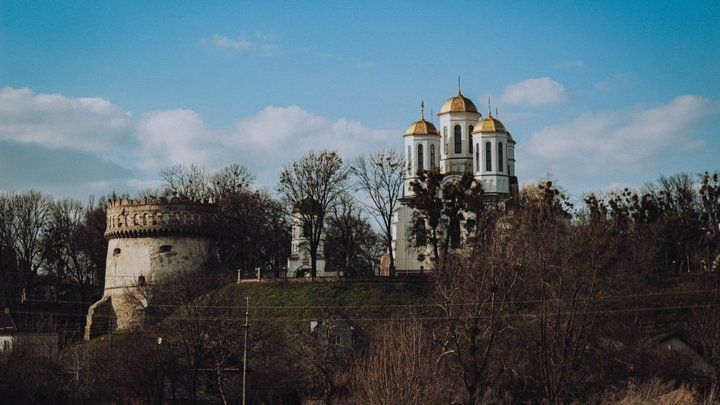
[1,1,719,199]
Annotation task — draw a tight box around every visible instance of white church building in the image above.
[391,88,518,275]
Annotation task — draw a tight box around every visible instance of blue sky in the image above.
[1,0,719,199]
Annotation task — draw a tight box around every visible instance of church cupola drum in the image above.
[437,85,482,174]
[403,101,441,197]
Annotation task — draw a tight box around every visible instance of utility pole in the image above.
[242,296,249,405]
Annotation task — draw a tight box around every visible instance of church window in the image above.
[159,245,172,253]
[443,127,448,154]
[138,275,146,286]
[454,125,461,154]
[485,142,492,171]
[417,144,424,172]
[407,145,412,175]
[469,126,474,153]
[498,142,504,172]
[476,146,479,172]
[302,222,311,238]
[414,217,427,246]
[113,248,121,256]
[430,145,436,169]
[449,217,461,249]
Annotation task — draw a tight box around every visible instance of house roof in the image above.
[0,311,17,334]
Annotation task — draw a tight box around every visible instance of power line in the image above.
[1,287,718,309]
[7,302,720,324]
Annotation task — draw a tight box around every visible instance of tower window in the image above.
[476,146,479,172]
[468,125,474,153]
[138,275,146,286]
[454,125,461,154]
[485,142,492,171]
[498,142,504,172]
[113,248,121,256]
[443,127,448,155]
[159,245,172,253]
[430,145,436,169]
[417,144,424,172]
[407,145,412,175]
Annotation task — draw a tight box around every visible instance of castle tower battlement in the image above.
[85,197,219,339]
[104,197,219,239]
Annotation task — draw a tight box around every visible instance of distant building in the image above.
[0,308,17,352]
[392,89,519,274]
[310,318,361,350]
[0,308,59,358]
[287,201,334,278]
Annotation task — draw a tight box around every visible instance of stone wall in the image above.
[105,236,216,329]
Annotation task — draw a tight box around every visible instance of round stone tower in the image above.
[85,197,218,339]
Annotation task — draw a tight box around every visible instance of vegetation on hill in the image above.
[218,279,432,327]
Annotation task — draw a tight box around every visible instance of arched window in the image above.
[498,142,504,172]
[430,145,436,169]
[485,142,492,171]
[469,126,474,153]
[475,146,479,172]
[407,145,412,174]
[449,217,461,249]
[454,125,462,154]
[443,127,448,155]
[417,144,424,172]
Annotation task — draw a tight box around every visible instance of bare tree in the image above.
[43,198,106,306]
[520,182,632,403]
[279,151,349,278]
[433,222,521,403]
[159,163,212,200]
[218,189,290,278]
[324,198,382,277]
[0,194,19,306]
[10,190,53,296]
[350,150,404,276]
[350,318,447,404]
[210,163,255,197]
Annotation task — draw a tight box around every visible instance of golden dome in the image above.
[439,91,478,114]
[405,118,440,136]
[473,115,507,134]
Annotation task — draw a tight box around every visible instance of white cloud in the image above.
[129,104,397,184]
[502,77,566,107]
[0,87,133,153]
[201,33,279,52]
[135,109,217,172]
[0,86,397,190]
[593,73,632,93]
[87,178,161,191]
[520,95,720,182]
[222,106,396,184]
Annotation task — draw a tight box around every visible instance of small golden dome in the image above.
[405,119,440,136]
[473,115,507,134]
[439,91,479,114]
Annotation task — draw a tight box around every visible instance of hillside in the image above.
[216,279,433,327]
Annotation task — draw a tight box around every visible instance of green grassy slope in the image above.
[216,280,433,327]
